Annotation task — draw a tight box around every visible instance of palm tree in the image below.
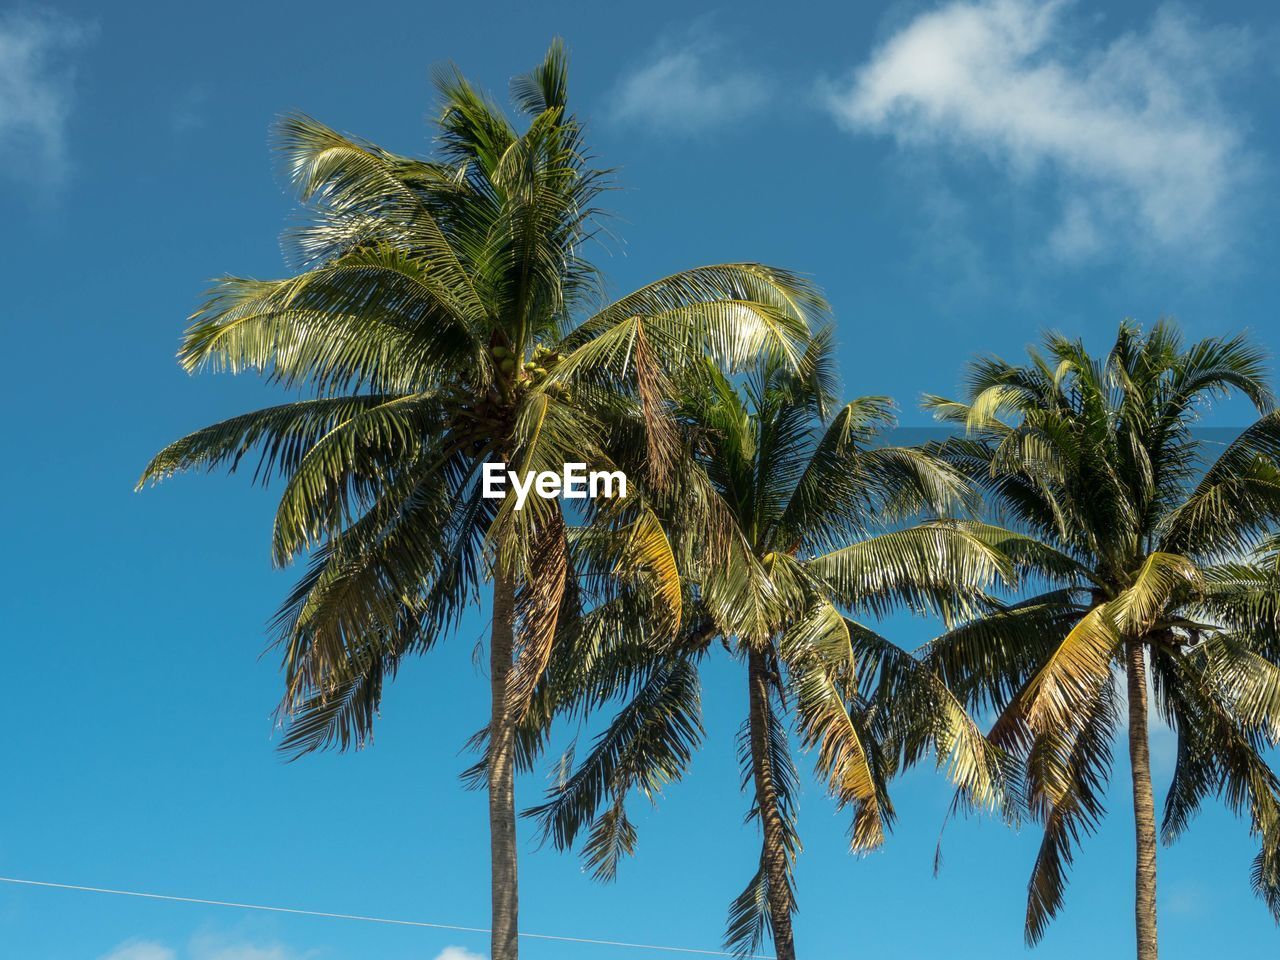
[137,41,828,960]
[919,320,1280,958]
[528,336,1012,959]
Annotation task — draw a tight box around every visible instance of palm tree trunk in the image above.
[1125,639,1159,960]
[489,565,519,960]
[747,649,797,960]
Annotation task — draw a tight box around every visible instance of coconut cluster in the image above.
[491,343,569,400]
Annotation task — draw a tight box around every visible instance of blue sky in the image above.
[2,1,1280,957]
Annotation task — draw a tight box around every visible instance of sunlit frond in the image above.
[789,641,890,851]
[1021,605,1120,734]
[1109,552,1201,635]
[808,525,1014,623]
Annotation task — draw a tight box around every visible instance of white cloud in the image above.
[0,8,91,189]
[190,941,300,960]
[99,939,304,960]
[825,0,1253,261]
[99,943,177,960]
[611,34,767,134]
[433,948,486,960]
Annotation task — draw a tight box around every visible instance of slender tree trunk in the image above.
[489,565,519,960]
[1125,639,1159,960]
[747,649,797,960]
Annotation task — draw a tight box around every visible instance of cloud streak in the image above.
[100,943,175,960]
[99,938,305,960]
[99,936,475,960]
[611,33,767,134]
[825,0,1253,260]
[0,8,91,191]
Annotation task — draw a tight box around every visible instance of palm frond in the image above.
[525,657,703,873]
[1024,679,1119,944]
[1021,605,1120,734]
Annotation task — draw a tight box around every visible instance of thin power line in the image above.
[0,876,773,959]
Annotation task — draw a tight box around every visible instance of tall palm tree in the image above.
[919,320,1280,958]
[528,336,1013,959]
[137,42,827,960]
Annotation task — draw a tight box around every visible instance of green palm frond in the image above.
[724,867,773,960]
[1109,552,1201,634]
[1253,822,1280,922]
[1155,644,1280,845]
[1024,678,1118,944]
[276,648,388,758]
[565,264,825,371]
[808,525,1013,622]
[137,394,402,488]
[510,38,570,116]
[1162,411,1280,556]
[918,590,1083,713]
[1195,634,1280,743]
[852,621,1012,815]
[277,114,490,327]
[180,248,484,393]
[524,656,703,873]
[269,392,446,563]
[789,641,890,850]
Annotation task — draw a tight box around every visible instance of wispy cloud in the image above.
[0,7,92,190]
[433,948,486,960]
[172,83,211,135]
[99,937,473,960]
[610,31,767,134]
[99,938,306,960]
[100,943,175,960]
[189,942,301,960]
[824,0,1254,261]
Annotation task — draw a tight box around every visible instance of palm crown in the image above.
[529,337,1015,959]
[138,41,828,960]
[920,320,1280,955]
